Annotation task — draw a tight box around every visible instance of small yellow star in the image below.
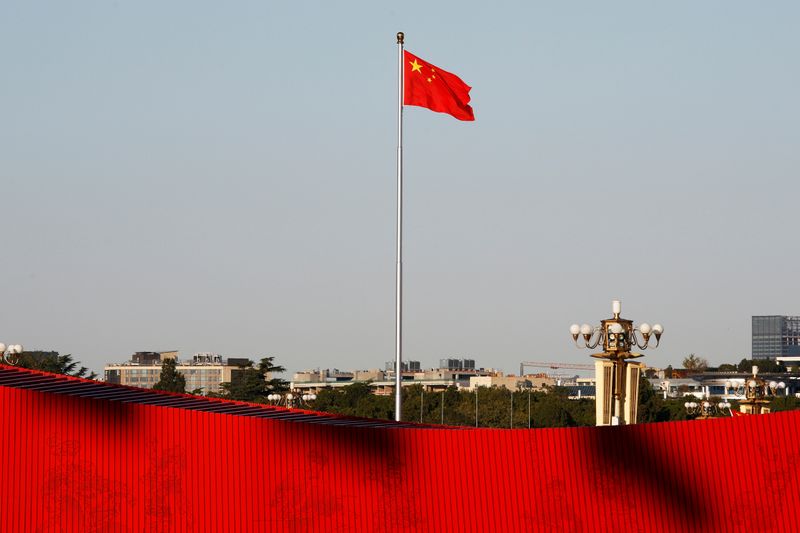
[427,77,432,82]
[409,59,423,73]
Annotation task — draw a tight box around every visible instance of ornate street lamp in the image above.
[732,366,784,415]
[570,300,662,426]
[0,344,24,366]
[267,390,317,408]
[685,399,732,419]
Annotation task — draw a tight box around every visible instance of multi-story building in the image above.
[291,361,521,395]
[466,374,554,391]
[752,316,800,360]
[104,352,248,394]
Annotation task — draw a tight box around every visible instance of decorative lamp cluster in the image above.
[0,343,24,365]
[267,392,317,408]
[570,300,663,354]
[685,400,732,418]
[686,366,787,418]
[727,366,785,400]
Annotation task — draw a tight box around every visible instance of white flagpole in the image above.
[394,31,404,422]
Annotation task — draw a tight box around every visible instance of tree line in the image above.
[666,354,785,376]
[11,351,799,428]
[307,377,800,427]
[153,356,290,402]
[12,351,97,380]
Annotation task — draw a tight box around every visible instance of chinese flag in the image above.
[404,50,474,121]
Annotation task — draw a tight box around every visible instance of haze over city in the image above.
[2,1,798,376]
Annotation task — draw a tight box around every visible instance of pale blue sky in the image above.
[2,1,798,376]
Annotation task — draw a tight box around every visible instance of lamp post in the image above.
[475,388,478,428]
[528,390,531,429]
[441,390,444,425]
[570,300,662,425]
[510,390,513,429]
[732,366,784,415]
[266,390,317,409]
[685,399,732,419]
[0,344,24,366]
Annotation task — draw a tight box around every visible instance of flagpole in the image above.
[394,31,404,422]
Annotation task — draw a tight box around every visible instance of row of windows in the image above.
[182,370,222,377]
[753,317,800,336]
[120,369,222,376]
[124,377,158,384]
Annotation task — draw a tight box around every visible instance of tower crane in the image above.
[519,361,595,376]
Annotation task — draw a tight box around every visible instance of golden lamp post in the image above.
[570,300,662,426]
[267,390,317,409]
[0,343,24,366]
[684,399,732,419]
[730,365,785,415]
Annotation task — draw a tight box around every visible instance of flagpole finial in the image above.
[397,32,404,44]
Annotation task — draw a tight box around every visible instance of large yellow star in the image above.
[409,59,423,73]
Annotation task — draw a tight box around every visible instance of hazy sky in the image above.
[2,1,798,377]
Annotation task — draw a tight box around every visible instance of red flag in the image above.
[404,50,474,121]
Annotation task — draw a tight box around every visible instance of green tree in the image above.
[308,380,717,427]
[769,395,800,412]
[737,358,783,373]
[682,353,708,373]
[472,386,518,427]
[15,351,97,380]
[313,382,393,419]
[311,385,597,428]
[153,358,186,393]
[717,363,738,372]
[563,395,595,426]
[219,357,289,402]
[399,384,427,423]
[259,357,289,393]
[661,397,692,421]
[637,376,669,423]
[531,387,577,428]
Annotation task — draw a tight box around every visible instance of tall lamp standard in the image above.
[0,344,24,366]
[267,390,317,409]
[685,399,732,419]
[732,366,785,415]
[570,300,662,426]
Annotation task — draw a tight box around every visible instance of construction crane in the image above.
[519,361,595,376]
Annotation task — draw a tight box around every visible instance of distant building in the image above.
[292,360,504,395]
[649,377,705,399]
[104,351,246,394]
[466,375,554,391]
[565,377,597,399]
[651,371,800,402]
[752,316,800,360]
[293,368,359,383]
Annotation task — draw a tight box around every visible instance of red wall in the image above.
[2,385,799,532]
